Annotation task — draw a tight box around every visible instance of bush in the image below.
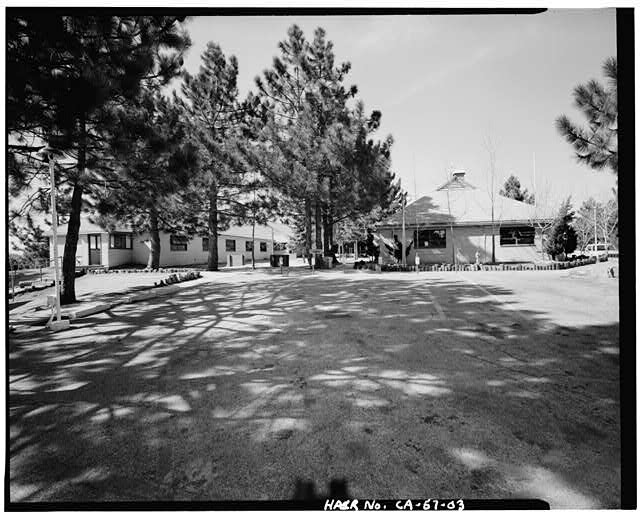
[545,197,578,259]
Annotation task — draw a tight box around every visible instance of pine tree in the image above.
[255,25,399,265]
[255,25,320,263]
[97,89,199,268]
[544,197,578,260]
[556,57,617,174]
[500,174,534,204]
[178,42,251,271]
[7,13,190,303]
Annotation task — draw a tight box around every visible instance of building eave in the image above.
[377,218,554,230]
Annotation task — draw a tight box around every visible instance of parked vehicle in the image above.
[584,243,614,259]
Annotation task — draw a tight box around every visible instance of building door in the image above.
[88,234,101,265]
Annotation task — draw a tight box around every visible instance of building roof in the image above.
[221,222,292,243]
[44,217,132,236]
[381,172,554,227]
[46,215,293,242]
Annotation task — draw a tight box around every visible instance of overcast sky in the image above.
[178,9,617,207]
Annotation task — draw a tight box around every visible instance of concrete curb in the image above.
[12,280,202,327]
[67,302,113,320]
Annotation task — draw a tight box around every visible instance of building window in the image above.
[260,242,267,252]
[274,242,287,252]
[245,241,253,252]
[414,229,446,249]
[500,226,535,246]
[109,234,132,249]
[225,239,236,252]
[89,235,101,250]
[202,237,209,252]
[170,235,188,251]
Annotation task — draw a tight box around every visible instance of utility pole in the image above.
[533,152,536,208]
[594,203,599,261]
[38,146,69,331]
[413,154,419,250]
[401,191,407,266]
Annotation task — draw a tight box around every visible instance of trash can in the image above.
[271,254,289,267]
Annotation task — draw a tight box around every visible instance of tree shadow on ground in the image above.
[8,274,620,507]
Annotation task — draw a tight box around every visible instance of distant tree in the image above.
[9,215,50,266]
[483,136,500,263]
[500,174,534,204]
[556,57,617,174]
[544,197,578,260]
[573,190,618,251]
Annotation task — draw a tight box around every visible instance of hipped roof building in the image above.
[377,171,554,265]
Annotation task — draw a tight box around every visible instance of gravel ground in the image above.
[8,266,620,507]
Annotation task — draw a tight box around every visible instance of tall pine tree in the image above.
[178,42,251,271]
[7,13,190,302]
[97,89,199,268]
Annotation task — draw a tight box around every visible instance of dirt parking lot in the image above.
[9,267,620,507]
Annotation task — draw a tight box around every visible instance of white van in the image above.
[584,243,612,259]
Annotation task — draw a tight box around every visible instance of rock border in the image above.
[380,256,602,272]
[88,267,199,275]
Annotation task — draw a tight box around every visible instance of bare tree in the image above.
[483,136,500,263]
[527,177,557,260]
[443,167,457,265]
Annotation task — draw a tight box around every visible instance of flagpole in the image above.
[402,191,406,267]
[533,152,536,208]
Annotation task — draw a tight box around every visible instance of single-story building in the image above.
[46,217,293,268]
[377,170,554,265]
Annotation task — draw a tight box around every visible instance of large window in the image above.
[202,237,209,252]
[245,241,253,252]
[260,242,267,252]
[413,229,446,249]
[110,233,132,249]
[274,242,287,252]
[225,239,236,252]
[500,226,535,246]
[170,235,188,251]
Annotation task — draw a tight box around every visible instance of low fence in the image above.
[8,257,56,298]
[380,256,601,272]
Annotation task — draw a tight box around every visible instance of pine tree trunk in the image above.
[327,212,336,263]
[304,199,312,266]
[60,116,86,305]
[251,219,256,270]
[322,210,330,257]
[207,178,219,271]
[148,207,161,269]
[315,201,322,250]
[315,200,323,268]
[327,178,335,261]
[61,181,83,304]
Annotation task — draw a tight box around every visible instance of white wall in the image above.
[50,234,90,266]
[132,232,275,267]
[382,224,543,265]
[108,248,134,267]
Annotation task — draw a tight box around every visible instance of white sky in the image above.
[177,9,618,207]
